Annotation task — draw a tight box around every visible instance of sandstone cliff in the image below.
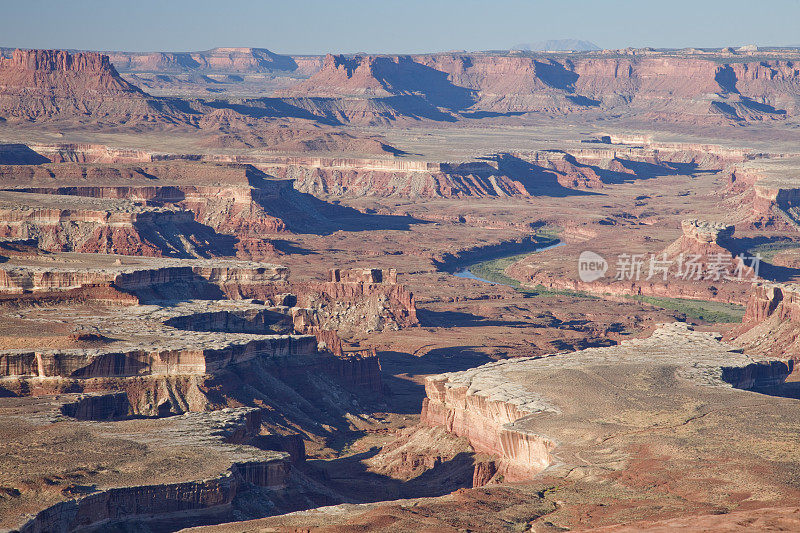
[662,219,751,277]
[728,282,800,360]
[281,53,800,124]
[6,402,293,533]
[107,47,322,75]
[422,323,795,485]
[0,49,174,123]
[724,157,800,229]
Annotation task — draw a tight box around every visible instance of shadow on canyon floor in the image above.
[496,155,602,197]
[305,448,477,503]
[379,348,494,415]
[270,239,317,255]
[0,143,52,165]
[417,309,532,328]
[123,272,227,304]
[249,169,428,235]
[133,219,239,258]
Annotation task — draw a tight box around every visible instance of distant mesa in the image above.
[2,46,800,130]
[106,46,318,74]
[0,48,172,123]
[512,39,601,52]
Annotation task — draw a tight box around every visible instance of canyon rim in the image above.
[1,1,800,532]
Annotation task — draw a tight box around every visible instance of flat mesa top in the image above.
[428,323,800,501]
[432,323,757,400]
[0,250,286,271]
[741,156,800,189]
[0,396,285,529]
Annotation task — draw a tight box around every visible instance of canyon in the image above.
[0,40,799,533]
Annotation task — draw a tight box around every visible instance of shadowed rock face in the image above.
[3,40,800,533]
[289,268,418,335]
[662,219,746,263]
[280,53,800,124]
[0,255,388,415]
[0,49,143,93]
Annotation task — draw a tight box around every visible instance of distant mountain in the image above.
[512,39,601,52]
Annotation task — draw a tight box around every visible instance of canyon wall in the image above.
[0,49,173,123]
[722,158,800,228]
[293,268,418,335]
[728,282,800,359]
[16,406,291,533]
[0,203,222,257]
[282,53,800,123]
[0,262,288,295]
[1,142,749,203]
[0,335,320,379]
[421,373,555,482]
[107,47,323,75]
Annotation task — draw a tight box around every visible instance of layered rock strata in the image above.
[291,269,418,335]
[662,219,752,277]
[422,323,794,481]
[0,257,384,414]
[0,49,171,123]
[0,396,292,532]
[0,259,288,295]
[281,53,800,123]
[728,282,800,364]
[719,156,800,229]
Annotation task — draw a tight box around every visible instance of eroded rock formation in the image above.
[0,49,173,123]
[662,219,751,277]
[728,282,800,364]
[280,53,800,124]
[291,269,418,335]
[3,399,294,532]
[422,323,796,483]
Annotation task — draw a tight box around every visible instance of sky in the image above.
[1,0,799,55]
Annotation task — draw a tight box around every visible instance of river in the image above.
[453,241,565,286]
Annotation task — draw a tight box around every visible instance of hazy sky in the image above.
[1,0,799,54]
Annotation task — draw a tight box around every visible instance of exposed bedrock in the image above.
[421,323,796,484]
[676,219,735,247]
[0,49,179,124]
[0,335,320,379]
[723,157,800,228]
[421,379,556,481]
[0,203,232,258]
[0,341,383,416]
[0,163,299,257]
[0,261,288,296]
[728,282,800,368]
[18,143,153,164]
[15,181,290,235]
[1,143,747,204]
[163,308,294,335]
[0,161,427,249]
[281,53,800,123]
[264,147,729,198]
[10,404,292,533]
[0,345,383,417]
[107,47,320,75]
[662,219,750,270]
[210,267,418,335]
[293,269,417,335]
